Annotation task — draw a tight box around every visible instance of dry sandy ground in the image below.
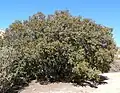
[90,72,120,93]
[19,81,94,93]
[20,72,120,93]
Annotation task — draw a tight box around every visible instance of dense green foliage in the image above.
[0,10,116,92]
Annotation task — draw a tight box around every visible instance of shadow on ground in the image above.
[2,75,109,93]
[72,75,109,88]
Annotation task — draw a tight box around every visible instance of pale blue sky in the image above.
[0,0,120,46]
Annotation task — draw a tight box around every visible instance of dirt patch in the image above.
[20,81,95,93]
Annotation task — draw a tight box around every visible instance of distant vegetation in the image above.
[0,10,117,93]
[114,47,120,60]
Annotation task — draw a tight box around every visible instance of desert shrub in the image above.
[0,10,116,92]
[0,47,23,93]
